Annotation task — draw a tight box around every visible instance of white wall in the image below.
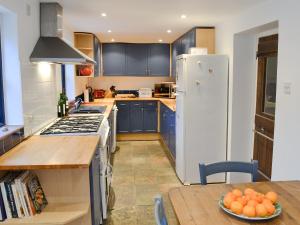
[90,76,174,90]
[216,0,300,181]
[0,0,61,136]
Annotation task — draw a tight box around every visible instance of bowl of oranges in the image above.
[219,188,281,221]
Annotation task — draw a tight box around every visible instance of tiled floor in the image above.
[107,141,182,225]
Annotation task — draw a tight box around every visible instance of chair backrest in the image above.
[154,195,168,225]
[199,160,258,185]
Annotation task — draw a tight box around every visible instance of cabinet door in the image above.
[143,101,158,132]
[126,44,148,76]
[171,39,182,77]
[93,36,101,76]
[116,101,130,133]
[148,44,170,76]
[181,29,196,54]
[103,43,126,75]
[130,101,144,132]
[169,111,176,159]
[89,152,102,225]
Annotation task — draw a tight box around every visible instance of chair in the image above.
[199,160,258,185]
[154,195,168,225]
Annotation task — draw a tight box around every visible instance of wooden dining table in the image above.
[169,181,300,225]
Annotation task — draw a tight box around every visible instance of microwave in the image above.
[154,82,176,98]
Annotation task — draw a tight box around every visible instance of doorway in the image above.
[253,34,278,181]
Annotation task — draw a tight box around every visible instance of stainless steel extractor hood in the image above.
[30,3,95,65]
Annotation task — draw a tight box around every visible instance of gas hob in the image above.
[40,116,104,135]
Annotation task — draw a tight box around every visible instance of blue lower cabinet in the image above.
[130,101,144,132]
[117,101,158,134]
[117,101,130,133]
[169,112,176,159]
[143,101,158,132]
[160,103,176,159]
[89,151,102,225]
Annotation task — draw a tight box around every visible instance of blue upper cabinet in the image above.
[181,29,196,54]
[103,43,170,76]
[125,44,148,76]
[93,36,101,76]
[171,39,183,77]
[148,44,170,76]
[102,43,126,75]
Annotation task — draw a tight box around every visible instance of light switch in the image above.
[283,82,292,95]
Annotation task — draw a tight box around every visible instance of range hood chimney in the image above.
[30,3,95,65]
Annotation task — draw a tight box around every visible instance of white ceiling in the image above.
[41,0,266,43]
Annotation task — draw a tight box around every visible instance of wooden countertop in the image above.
[93,97,176,111]
[0,136,99,170]
[169,181,300,225]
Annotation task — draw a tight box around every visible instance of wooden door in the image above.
[253,34,278,181]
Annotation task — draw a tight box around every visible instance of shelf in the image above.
[2,202,89,225]
[77,47,93,51]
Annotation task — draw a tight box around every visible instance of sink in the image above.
[69,105,107,114]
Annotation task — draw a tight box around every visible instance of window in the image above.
[0,34,5,127]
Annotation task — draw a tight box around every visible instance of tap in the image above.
[74,98,82,110]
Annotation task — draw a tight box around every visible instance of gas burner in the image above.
[40,116,104,135]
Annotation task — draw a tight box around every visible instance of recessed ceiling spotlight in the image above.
[181,14,187,19]
[167,29,172,33]
[108,30,112,33]
[101,12,107,17]
[158,39,163,43]
[111,38,115,42]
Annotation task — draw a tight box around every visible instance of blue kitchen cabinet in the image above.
[171,39,182,77]
[160,103,176,159]
[102,43,126,75]
[93,36,101,76]
[148,44,170,76]
[181,29,196,54]
[125,44,148,76]
[117,101,158,134]
[169,111,176,159]
[116,101,130,133]
[143,101,158,132]
[89,151,102,225]
[130,101,144,132]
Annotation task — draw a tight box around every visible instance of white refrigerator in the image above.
[175,54,228,184]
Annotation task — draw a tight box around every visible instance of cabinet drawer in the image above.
[130,101,143,108]
[143,101,157,108]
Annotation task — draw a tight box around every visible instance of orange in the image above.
[230,201,243,215]
[237,196,248,206]
[256,204,268,217]
[265,191,278,203]
[243,205,256,217]
[225,192,237,201]
[262,198,273,205]
[244,188,255,196]
[224,195,234,209]
[232,189,243,198]
[263,201,276,215]
[247,199,258,207]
